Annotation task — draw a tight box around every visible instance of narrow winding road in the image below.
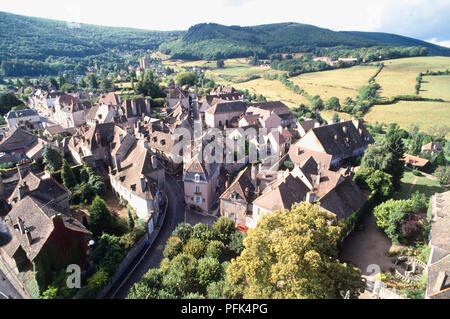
[108,174,186,299]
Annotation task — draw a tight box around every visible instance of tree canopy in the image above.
[226,202,364,299]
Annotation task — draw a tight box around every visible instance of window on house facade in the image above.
[194,196,202,204]
[195,186,200,193]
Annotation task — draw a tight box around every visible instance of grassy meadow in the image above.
[290,65,380,101]
[375,56,450,98]
[365,101,450,135]
[420,75,450,101]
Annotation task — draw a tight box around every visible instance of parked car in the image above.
[236,224,249,233]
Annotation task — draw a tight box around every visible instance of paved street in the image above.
[111,173,217,299]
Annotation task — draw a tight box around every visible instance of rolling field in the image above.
[375,56,450,98]
[230,78,311,108]
[364,101,450,134]
[290,65,379,101]
[420,75,450,101]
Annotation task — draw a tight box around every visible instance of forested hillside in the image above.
[160,22,450,60]
[1,11,449,77]
[341,31,450,56]
[0,11,184,76]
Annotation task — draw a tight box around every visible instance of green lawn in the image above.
[394,170,446,200]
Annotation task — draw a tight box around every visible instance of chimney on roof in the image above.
[25,229,33,245]
[17,161,30,180]
[115,155,121,172]
[305,191,312,203]
[251,164,257,188]
[18,182,29,200]
[17,217,25,234]
[152,156,158,169]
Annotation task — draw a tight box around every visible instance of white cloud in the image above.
[1,0,449,43]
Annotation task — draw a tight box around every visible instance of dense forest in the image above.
[160,22,450,60]
[0,11,183,76]
[1,11,450,77]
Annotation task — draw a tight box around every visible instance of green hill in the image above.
[0,11,184,76]
[1,11,449,77]
[341,31,450,56]
[159,22,450,60]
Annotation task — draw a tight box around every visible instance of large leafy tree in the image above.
[226,203,364,299]
[134,70,165,98]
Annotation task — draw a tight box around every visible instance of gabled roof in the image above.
[205,100,247,115]
[252,174,309,212]
[99,92,121,106]
[111,142,162,199]
[305,120,374,156]
[5,109,39,119]
[2,196,90,261]
[210,85,238,95]
[0,127,37,152]
[220,167,255,202]
[297,119,319,132]
[8,169,68,206]
[401,154,430,168]
[318,177,367,220]
[248,101,289,113]
[288,145,333,170]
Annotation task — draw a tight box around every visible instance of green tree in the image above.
[89,196,114,238]
[87,73,98,89]
[175,71,198,87]
[99,78,113,92]
[172,222,193,244]
[230,231,246,255]
[326,97,340,111]
[353,167,394,199]
[197,257,222,288]
[183,238,206,259]
[61,159,77,189]
[216,60,225,68]
[385,130,406,189]
[163,236,184,260]
[212,217,236,245]
[226,203,364,299]
[205,240,226,261]
[92,233,126,276]
[42,145,63,173]
[191,223,216,242]
[331,113,341,124]
[127,209,135,230]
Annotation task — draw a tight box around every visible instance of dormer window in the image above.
[194,174,200,183]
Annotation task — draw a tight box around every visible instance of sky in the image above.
[1,0,450,47]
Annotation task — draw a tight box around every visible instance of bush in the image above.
[230,231,246,255]
[412,169,421,176]
[87,269,110,292]
[120,226,146,250]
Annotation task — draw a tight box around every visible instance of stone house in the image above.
[204,101,247,128]
[183,156,222,214]
[4,109,42,132]
[109,141,165,232]
[294,119,374,167]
